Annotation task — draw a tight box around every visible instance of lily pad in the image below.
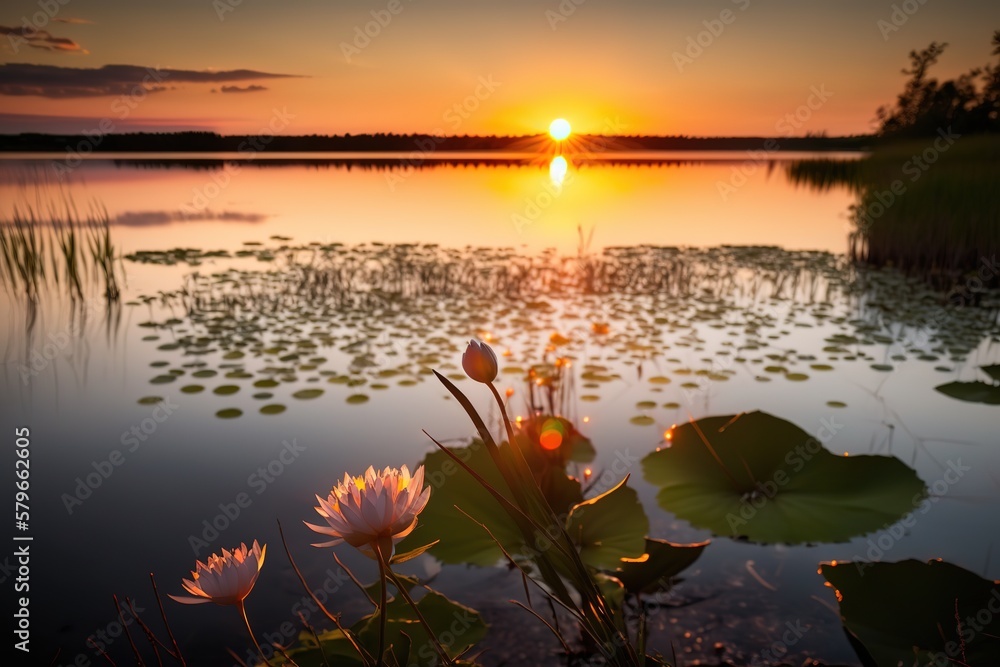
[260,404,286,415]
[630,415,655,426]
[641,411,926,544]
[292,388,324,400]
[180,385,204,394]
[213,385,240,395]
[137,396,163,405]
[612,538,709,594]
[820,559,1000,667]
[566,478,648,569]
[346,394,369,404]
[216,408,242,419]
[935,381,1000,405]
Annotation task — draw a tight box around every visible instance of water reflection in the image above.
[549,155,568,188]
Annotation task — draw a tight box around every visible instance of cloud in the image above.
[111,210,268,227]
[51,18,95,25]
[0,63,302,98]
[218,84,268,93]
[0,25,87,53]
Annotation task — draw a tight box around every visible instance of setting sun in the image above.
[549,118,572,141]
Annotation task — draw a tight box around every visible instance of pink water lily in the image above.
[305,465,431,559]
[168,540,266,606]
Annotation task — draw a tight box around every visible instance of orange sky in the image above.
[0,0,997,136]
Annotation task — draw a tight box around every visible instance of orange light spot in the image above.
[582,416,590,423]
[664,430,673,440]
[515,415,522,424]
[539,429,563,450]
[505,387,514,398]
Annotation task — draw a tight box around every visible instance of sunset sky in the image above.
[1,0,997,137]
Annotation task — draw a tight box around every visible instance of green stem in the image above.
[237,601,268,666]
[378,555,453,666]
[375,545,388,667]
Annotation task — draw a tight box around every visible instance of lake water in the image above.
[1,153,998,667]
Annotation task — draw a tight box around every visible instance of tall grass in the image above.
[788,135,1000,286]
[0,193,122,301]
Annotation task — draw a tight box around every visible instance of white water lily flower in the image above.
[305,465,431,559]
[169,541,266,606]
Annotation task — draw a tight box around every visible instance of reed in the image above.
[0,194,122,301]
[788,135,1000,286]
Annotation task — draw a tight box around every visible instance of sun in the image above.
[549,118,572,141]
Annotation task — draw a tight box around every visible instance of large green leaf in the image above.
[613,538,709,595]
[397,441,525,566]
[566,477,648,569]
[821,559,1000,667]
[935,381,1000,404]
[641,411,927,544]
[356,588,488,663]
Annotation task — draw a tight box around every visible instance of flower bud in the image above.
[462,339,498,383]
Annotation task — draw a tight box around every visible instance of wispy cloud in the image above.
[0,63,302,98]
[217,84,269,93]
[0,25,88,53]
[51,18,94,25]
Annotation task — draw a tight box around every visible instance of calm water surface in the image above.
[1,153,997,667]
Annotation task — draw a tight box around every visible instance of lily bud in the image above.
[462,339,498,383]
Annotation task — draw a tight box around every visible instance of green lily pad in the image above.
[346,394,369,404]
[293,388,324,400]
[254,379,279,388]
[213,385,239,395]
[935,381,1000,405]
[180,385,204,394]
[820,559,1000,667]
[216,408,242,419]
[396,441,523,566]
[612,538,709,594]
[192,369,217,378]
[566,477,648,569]
[636,400,658,409]
[641,411,926,544]
[149,375,176,384]
[827,401,847,408]
[137,396,163,405]
[260,404,286,415]
[870,364,894,372]
[630,415,655,426]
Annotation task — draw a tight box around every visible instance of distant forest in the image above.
[0,132,872,154]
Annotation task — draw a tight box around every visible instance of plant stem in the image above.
[237,601,267,666]
[375,545,388,667]
[378,554,454,666]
